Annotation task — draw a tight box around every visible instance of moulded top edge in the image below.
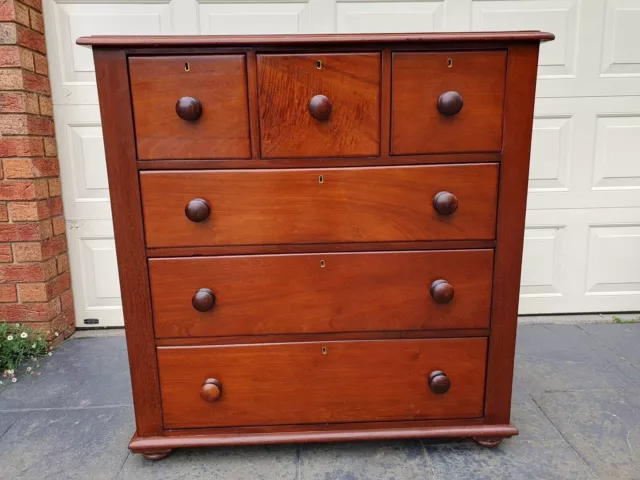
[76,31,555,48]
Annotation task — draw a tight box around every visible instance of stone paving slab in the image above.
[118,445,298,480]
[0,337,132,410]
[0,411,20,438]
[580,323,640,369]
[535,389,640,480]
[299,440,432,479]
[0,407,133,480]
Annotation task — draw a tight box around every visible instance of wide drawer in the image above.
[149,249,494,338]
[158,338,487,428]
[140,164,499,248]
[129,55,251,160]
[392,51,506,155]
[257,53,381,158]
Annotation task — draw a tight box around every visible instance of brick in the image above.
[31,308,76,342]
[0,262,49,282]
[42,233,66,257]
[0,1,30,26]
[0,68,22,89]
[23,70,49,94]
[8,201,40,221]
[0,179,48,200]
[60,288,73,310]
[0,222,41,241]
[56,252,68,273]
[19,0,42,13]
[0,136,44,157]
[0,244,12,262]
[0,284,17,303]
[29,9,44,33]
[52,214,64,235]
[0,92,38,113]
[43,137,56,156]
[16,25,45,53]
[18,271,71,302]
[38,94,52,116]
[0,113,27,134]
[0,297,60,322]
[33,51,46,74]
[27,115,53,135]
[0,202,7,221]
[0,23,17,45]
[48,177,60,196]
[0,45,33,69]
[3,157,59,178]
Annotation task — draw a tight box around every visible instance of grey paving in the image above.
[0,323,638,479]
[0,336,132,410]
[299,440,431,479]
[0,407,133,480]
[118,445,298,480]
[536,389,640,480]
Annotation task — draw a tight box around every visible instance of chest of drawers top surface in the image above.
[81,31,552,459]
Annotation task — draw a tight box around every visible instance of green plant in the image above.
[0,322,49,384]
[612,316,639,324]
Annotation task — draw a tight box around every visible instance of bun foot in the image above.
[473,437,503,448]
[141,450,172,461]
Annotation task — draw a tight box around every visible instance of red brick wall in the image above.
[0,0,75,343]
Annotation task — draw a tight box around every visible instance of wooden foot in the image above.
[141,450,172,461]
[473,437,503,448]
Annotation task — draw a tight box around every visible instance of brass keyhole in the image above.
[319,175,324,184]
[316,60,323,70]
[447,58,453,68]
[321,347,327,355]
[320,260,326,268]
[185,62,190,72]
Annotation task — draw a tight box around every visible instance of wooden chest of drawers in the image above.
[79,31,553,459]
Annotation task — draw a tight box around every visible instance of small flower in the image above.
[11,377,17,383]
[48,352,52,356]
[32,343,36,349]
[0,380,3,385]
[6,335,14,341]
[26,367,32,372]
[7,369,14,375]
[54,332,59,337]
[20,332,28,339]
[15,322,20,327]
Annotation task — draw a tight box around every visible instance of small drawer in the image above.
[158,338,487,428]
[257,53,381,158]
[149,249,494,338]
[129,55,251,160]
[392,51,507,155]
[139,163,499,248]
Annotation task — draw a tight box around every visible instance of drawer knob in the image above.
[430,279,454,304]
[437,91,464,116]
[185,198,210,223]
[308,95,332,122]
[428,371,451,394]
[192,288,216,312]
[176,96,202,121]
[433,191,458,215]
[200,378,222,402]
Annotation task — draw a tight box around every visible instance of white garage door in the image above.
[42,0,640,327]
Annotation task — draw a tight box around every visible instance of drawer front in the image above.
[158,338,487,428]
[149,249,494,338]
[392,51,506,155]
[129,55,251,160]
[257,53,381,158]
[140,164,498,248]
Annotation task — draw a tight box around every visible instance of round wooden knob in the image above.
[308,95,332,122]
[175,96,202,121]
[185,198,210,223]
[192,288,215,312]
[430,279,454,304]
[428,371,451,394]
[200,378,222,402]
[433,191,458,215]
[437,91,463,116]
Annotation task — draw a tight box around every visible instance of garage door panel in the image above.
[336,1,446,33]
[601,0,640,78]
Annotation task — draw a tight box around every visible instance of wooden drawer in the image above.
[149,249,494,338]
[257,53,381,158]
[129,55,250,160]
[158,338,487,428]
[140,164,498,248]
[392,51,506,155]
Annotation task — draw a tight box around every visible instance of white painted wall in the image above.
[42,0,640,327]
